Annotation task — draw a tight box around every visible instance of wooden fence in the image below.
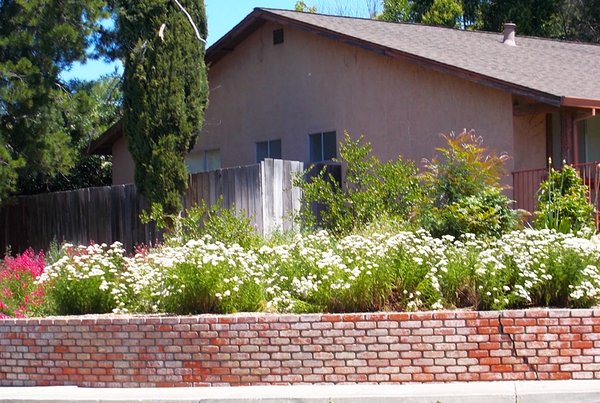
[0,159,305,255]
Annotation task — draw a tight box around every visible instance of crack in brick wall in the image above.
[0,309,598,387]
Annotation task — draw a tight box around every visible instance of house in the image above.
[90,8,600,211]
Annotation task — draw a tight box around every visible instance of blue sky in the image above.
[61,0,372,81]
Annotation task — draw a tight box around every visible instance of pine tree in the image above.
[118,0,209,216]
[0,0,108,204]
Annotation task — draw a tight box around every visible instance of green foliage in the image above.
[17,74,121,195]
[0,0,110,204]
[42,243,123,315]
[376,0,600,39]
[141,197,260,249]
[0,249,45,318]
[554,0,600,43]
[378,0,412,21]
[427,187,520,238]
[293,132,421,237]
[421,0,463,28]
[295,1,317,13]
[481,0,561,37]
[27,228,600,316]
[159,240,265,315]
[535,162,594,234]
[420,130,518,238]
[119,0,209,216]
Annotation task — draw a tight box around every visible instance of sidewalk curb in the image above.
[0,380,599,403]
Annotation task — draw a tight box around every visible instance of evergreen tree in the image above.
[295,1,318,13]
[0,0,109,204]
[378,0,413,22]
[118,0,209,216]
[481,0,561,37]
[422,0,464,28]
[17,74,121,195]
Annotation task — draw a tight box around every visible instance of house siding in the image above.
[110,22,531,184]
[112,135,135,186]
[197,21,516,173]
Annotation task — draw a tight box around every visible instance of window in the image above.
[185,149,221,173]
[273,28,284,45]
[548,113,600,165]
[256,139,282,162]
[309,131,336,163]
[204,149,221,171]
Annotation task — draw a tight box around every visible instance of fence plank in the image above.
[0,161,304,255]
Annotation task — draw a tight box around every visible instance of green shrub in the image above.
[535,162,594,234]
[420,130,519,238]
[27,228,600,315]
[0,249,45,318]
[158,239,265,315]
[40,243,123,315]
[293,132,421,236]
[141,197,261,249]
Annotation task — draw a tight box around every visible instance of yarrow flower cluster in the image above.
[8,228,600,317]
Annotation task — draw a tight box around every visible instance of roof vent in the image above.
[503,23,516,46]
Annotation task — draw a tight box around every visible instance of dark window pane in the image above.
[256,141,269,163]
[322,131,337,161]
[309,133,322,163]
[205,149,220,171]
[270,139,282,159]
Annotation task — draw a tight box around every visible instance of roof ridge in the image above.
[258,7,600,47]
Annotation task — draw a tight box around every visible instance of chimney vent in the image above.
[503,23,516,46]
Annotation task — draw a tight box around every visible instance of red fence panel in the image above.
[512,162,600,227]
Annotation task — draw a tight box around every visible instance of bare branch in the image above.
[172,0,206,44]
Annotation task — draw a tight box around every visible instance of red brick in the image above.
[549,372,571,380]
[480,372,503,381]
[458,373,480,381]
[573,326,593,334]
[515,318,536,326]
[549,356,572,364]
[326,374,348,382]
[390,373,412,382]
[412,373,434,382]
[388,313,410,321]
[480,357,501,365]
[537,333,558,342]
[303,374,325,382]
[491,364,512,372]
[573,341,594,349]
[560,349,581,356]
[549,326,570,334]
[512,333,536,341]
[560,333,581,341]
[423,351,444,359]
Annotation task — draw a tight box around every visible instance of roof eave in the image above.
[561,97,600,109]
[206,9,268,66]
[88,119,123,156]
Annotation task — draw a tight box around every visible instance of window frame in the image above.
[256,139,282,163]
[309,131,336,163]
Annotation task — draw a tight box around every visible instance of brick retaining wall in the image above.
[1,310,599,387]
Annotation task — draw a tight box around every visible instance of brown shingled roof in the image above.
[207,8,600,108]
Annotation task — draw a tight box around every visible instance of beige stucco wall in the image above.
[196,22,516,174]
[112,135,135,185]
[512,96,548,172]
[112,21,555,185]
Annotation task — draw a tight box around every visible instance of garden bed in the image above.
[1,309,599,387]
